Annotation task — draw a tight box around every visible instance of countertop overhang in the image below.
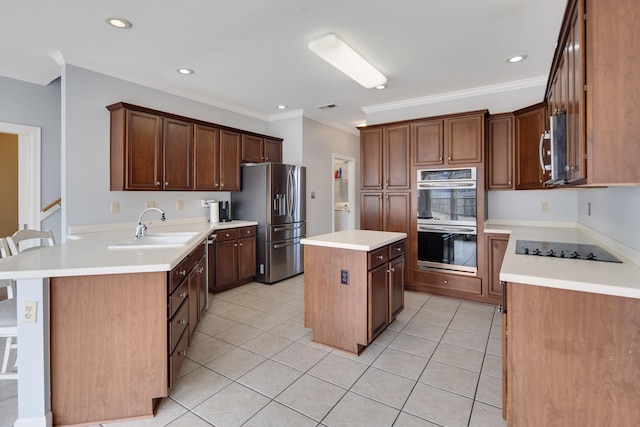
[0,219,257,279]
[301,229,407,251]
[486,221,640,299]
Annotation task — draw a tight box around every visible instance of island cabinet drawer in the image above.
[415,269,482,295]
[368,246,389,270]
[216,228,238,242]
[389,240,405,260]
[168,241,206,293]
[169,300,188,352]
[168,279,188,318]
[168,328,188,389]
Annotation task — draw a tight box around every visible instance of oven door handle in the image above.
[418,225,476,234]
[417,182,476,189]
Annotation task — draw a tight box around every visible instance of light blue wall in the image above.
[487,189,578,222]
[61,65,273,234]
[0,75,62,240]
[302,117,360,237]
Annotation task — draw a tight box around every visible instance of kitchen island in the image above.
[301,230,406,354]
[0,219,256,427]
[485,221,640,426]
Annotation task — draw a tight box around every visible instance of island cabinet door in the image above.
[368,263,389,342]
[388,255,405,321]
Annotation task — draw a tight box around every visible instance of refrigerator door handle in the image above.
[273,240,300,249]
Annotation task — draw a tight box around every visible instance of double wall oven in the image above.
[416,167,477,274]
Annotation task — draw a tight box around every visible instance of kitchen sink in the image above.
[108,232,200,250]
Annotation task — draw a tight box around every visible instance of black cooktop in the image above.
[515,240,622,263]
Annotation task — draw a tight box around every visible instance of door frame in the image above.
[0,121,41,232]
[331,153,356,232]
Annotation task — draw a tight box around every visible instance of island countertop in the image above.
[0,219,257,280]
[301,229,407,251]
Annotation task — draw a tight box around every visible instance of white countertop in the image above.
[0,219,257,280]
[485,220,640,299]
[301,230,407,251]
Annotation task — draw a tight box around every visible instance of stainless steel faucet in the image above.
[135,207,166,238]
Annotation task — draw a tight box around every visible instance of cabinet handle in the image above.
[377,255,384,260]
[239,243,243,247]
[246,230,251,234]
[443,280,448,284]
[378,183,381,187]
[179,350,187,356]
[386,268,395,273]
[179,292,187,298]
[179,319,187,325]
[156,181,160,186]
[448,156,452,160]
[439,157,443,161]
[396,247,402,252]
[385,181,389,186]
[234,243,238,247]
[179,270,187,276]
[225,233,230,237]
[165,181,169,186]
[508,181,512,185]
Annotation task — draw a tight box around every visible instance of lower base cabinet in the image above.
[304,239,405,354]
[213,226,256,293]
[505,282,640,426]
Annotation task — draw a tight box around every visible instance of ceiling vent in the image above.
[316,103,337,110]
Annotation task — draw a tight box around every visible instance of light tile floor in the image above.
[0,275,506,427]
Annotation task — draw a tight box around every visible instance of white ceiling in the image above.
[2,0,567,131]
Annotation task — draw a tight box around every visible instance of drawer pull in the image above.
[246,230,251,234]
[179,270,186,276]
[179,319,187,325]
[396,247,402,252]
[179,350,187,356]
[377,255,384,260]
[386,268,395,273]
[179,292,187,298]
[444,280,448,284]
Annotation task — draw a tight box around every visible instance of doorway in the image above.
[332,154,356,232]
[0,122,41,235]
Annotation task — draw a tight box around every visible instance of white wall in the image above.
[487,189,578,222]
[269,114,303,165]
[577,187,640,251]
[302,117,360,237]
[61,65,275,235]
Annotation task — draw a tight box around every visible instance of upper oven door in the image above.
[417,172,477,226]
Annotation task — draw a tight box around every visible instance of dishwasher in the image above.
[207,232,216,293]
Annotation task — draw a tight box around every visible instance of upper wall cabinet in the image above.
[412,111,486,167]
[109,105,192,191]
[108,102,282,191]
[241,135,283,164]
[546,0,640,185]
[486,113,514,190]
[360,124,410,191]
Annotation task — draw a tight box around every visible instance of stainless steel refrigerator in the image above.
[231,163,306,284]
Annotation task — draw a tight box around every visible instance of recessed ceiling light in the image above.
[375,84,387,90]
[506,54,527,63]
[105,17,132,29]
[277,105,287,110]
[177,68,194,75]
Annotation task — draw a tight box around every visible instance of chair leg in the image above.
[1,337,12,374]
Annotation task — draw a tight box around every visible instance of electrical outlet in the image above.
[200,199,209,208]
[540,201,549,213]
[22,301,37,323]
[588,202,591,216]
[145,201,155,209]
[341,269,349,285]
[111,201,119,214]
[176,200,183,210]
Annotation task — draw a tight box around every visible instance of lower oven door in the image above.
[417,224,477,274]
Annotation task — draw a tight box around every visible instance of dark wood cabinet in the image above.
[546,0,640,185]
[368,241,405,342]
[360,125,410,191]
[187,252,206,340]
[162,118,193,191]
[241,135,283,163]
[108,102,283,192]
[214,226,256,292]
[486,114,514,190]
[368,263,389,341]
[514,103,549,189]
[193,124,220,191]
[360,192,383,231]
[219,130,242,192]
[486,234,508,297]
[412,111,486,167]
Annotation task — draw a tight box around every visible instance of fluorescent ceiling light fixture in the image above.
[308,33,387,89]
[277,105,287,110]
[177,68,194,75]
[506,54,527,63]
[105,17,132,29]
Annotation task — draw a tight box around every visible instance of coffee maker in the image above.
[218,201,231,222]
